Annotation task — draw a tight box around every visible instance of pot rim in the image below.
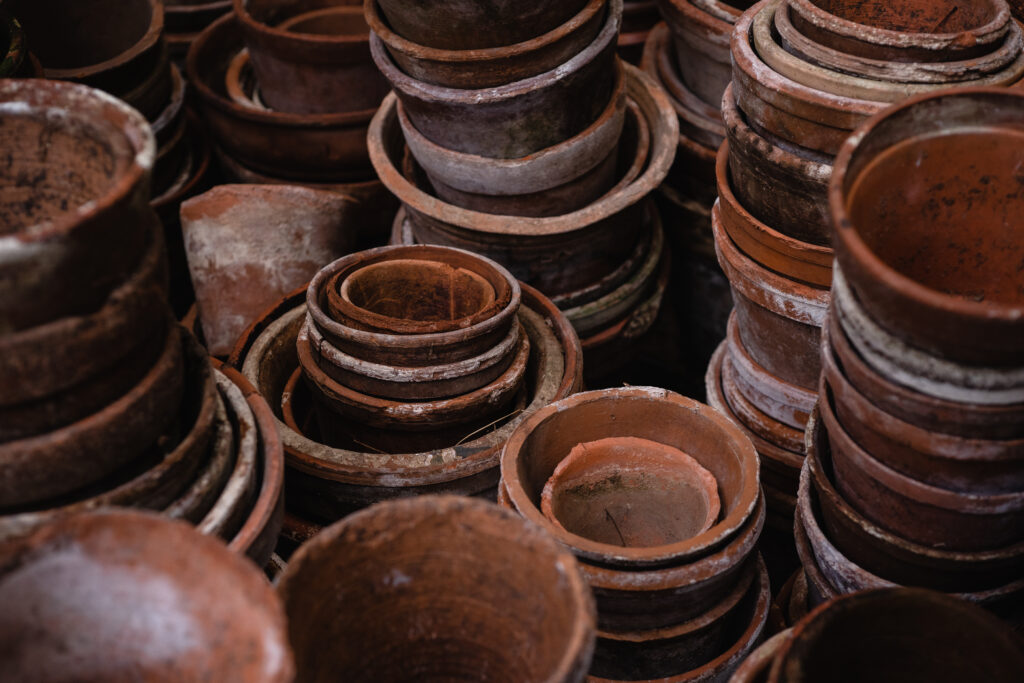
[650,22,724,134]
[234,0,368,48]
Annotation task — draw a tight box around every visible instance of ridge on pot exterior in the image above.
[234,0,388,114]
[830,87,1024,368]
[649,23,725,149]
[0,509,294,682]
[278,495,596,682]
[766,587,1024,683]
[501,386,760,568]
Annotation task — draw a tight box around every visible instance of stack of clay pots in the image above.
[797,88,1024,627]
[0,80,284,568]
[367,0,680,386]
[709,0,1024,535]
[499,387,770,681]
[278,496,596,682]
[732,588,1024,683]
[232,244,583,531]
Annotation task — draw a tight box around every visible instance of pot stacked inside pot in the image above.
[707,0,1024,536]
[233,244,582,530]
[366,0,682,387]
[0,80,284,568]
[797,88,1024,628]
[499,387,769,681]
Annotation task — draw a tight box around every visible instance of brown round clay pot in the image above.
[831,87,1024,368]
[233,0,388,114]
[0,509,293,682]
[501,386,761,568]
[187,14,375,181]
[0,79,157,333]
[767,586,1024,683]
[655,0,735,108]
[277,495,596,681]
[369,0,621,159]
[366,0,608,88]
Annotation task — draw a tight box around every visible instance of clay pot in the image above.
[730,629,790,683]
[0,10,26,76]
[234,1,388,114]
[767,587,1024,683]
[187,14,375,181]
[370,0,620,158]
[278,496,595,682]
[806,406,1024,594]
[166,0,233,34]
[831,87,1024,368]
[374,0,591,50]
[366,0,608,89]
[716,148,831,289]
[0,510,293,682]
[163,393,236,524]
[786,0,1013,63]
[0,79,156,333]
[711,203,829,391]
[720,344,806,455]
[501,386,761,567]
[181,184,360,356]
[655,0,735,108]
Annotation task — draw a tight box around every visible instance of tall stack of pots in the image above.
[366,0,681,387]
[0,80,284,567]
[499,387,770,681]
[797,88,1024,627]
[709,0,1024,537]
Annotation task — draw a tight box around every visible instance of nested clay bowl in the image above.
[0,510,293,682]
[501,386,760,568]
[277,495,596,682]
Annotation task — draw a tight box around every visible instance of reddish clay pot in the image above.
[501,387,761,568]
[278,496,595,682]
[767,587,1024,683]
[831,87,1024,368]
[370,0,620,159]
[730,628,790,683]
[655,0,735,108]
[0,510,293,682]
[0,79,156,333]
[234,0,388,114]
[187,14,375,181]
[806,406,1024,594]
[366,0,607,88]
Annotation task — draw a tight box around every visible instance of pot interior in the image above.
[807,0,998,34]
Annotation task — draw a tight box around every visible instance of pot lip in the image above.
[500,385,761,567]
[0,79,155,244]
[659,0,734,41]
[787,0,1012,51]
[202,369,260,535]
[366,0,607,63]
[369,0,622,104]
[368,60,678,236]
[830,86,1024,325]
[41,0,164,80]
[277,494,596,682]
[234,0,368,48]
[167,0,232,14]
[152,62,187,137]
[187,14,377,127]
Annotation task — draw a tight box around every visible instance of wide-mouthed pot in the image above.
[277,495,596,682]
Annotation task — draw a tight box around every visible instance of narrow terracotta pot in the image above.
[234,0,388,114]
[277,495,596,681]
[366,0,607,88]
[655,0,734,108]
[0,510,293,682]
[501,386,761,568]
[830,87,1024,368]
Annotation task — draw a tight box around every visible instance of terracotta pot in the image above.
[831,87,1024,368]
[806,405,1024,594]
[721,83,833,247]
[370,1,620,159]
[786,0,1013,63]
[767,587,1024,683]
[366,0,607,88]
[0,510,293,681]
[0,79,156,333]
[729,628,790,683]
[368,62,678,297]
[716,140,832,286]
[278,496,595,681]
[720,348,806,454]
[181,183,360,356]
[711,204,829,390]
[234,0,388,114]
[501,386,761,568]
[655,0,734,108]
[373,0,591,50]
[187,14,375,181]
